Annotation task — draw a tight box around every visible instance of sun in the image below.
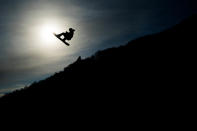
[39,23,61,44]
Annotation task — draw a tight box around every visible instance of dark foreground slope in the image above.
[0,15,197,106]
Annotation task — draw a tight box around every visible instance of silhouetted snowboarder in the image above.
[54,28,75,46]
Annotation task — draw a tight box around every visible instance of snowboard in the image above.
[53,33,70,46]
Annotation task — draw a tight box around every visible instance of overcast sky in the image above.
[0,0,196,96]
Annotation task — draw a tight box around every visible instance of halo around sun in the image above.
[40,23,61,43]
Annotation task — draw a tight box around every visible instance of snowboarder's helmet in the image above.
[69,28,75,32]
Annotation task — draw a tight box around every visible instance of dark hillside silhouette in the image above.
[0,15,196,110]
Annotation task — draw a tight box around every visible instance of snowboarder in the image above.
[54,28,75,46]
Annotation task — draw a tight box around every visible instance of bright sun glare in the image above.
[40,24,61,44]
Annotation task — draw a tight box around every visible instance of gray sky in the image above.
[0,0,196,96]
